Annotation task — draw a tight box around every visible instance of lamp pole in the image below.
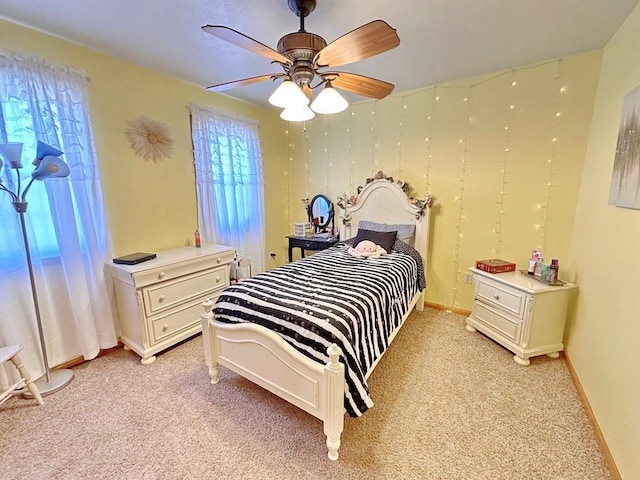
[0,142,74,396]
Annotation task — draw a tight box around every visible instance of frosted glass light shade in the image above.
[268,79,309,108]
[0,142,24,169]
[280,104,315,122]
[32,155,70,179]
[310,84,348,114]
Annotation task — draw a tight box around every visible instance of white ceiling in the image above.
[1,0,638,107]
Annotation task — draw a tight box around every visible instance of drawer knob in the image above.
[162,323,169,332]
[217,257,222,264]
[158,295,166,302]
[158,271,166,279]
[493,294,500,300]
[216,276,221,283]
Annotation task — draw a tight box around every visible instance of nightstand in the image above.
[286,235,339,262]
[465,267,577,366]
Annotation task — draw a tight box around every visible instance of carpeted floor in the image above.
[0,308,612,480]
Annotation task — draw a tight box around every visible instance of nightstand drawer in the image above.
[476,278,526,318]
[473,301,521,343]
[143,266,228,316]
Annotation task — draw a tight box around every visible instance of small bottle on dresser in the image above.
[194,228,201,248]
[548,259,559,283]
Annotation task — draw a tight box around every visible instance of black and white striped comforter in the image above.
[213,240,425,417]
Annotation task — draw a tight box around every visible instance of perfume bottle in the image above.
[194,228,201,248]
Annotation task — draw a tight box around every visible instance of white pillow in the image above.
[357,220,416,246]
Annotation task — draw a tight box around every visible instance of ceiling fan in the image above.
[202,0,400,120]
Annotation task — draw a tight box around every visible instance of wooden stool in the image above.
[0,345,44,405]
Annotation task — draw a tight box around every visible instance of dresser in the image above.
[108,244,234,364]
[466,267,576,366]
[286,235,339,262]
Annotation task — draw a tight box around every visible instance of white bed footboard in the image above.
[201,299,345,460]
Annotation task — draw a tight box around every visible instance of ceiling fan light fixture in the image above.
[280,104,315,122]
[268,78,309,108]
[310,82,349,114]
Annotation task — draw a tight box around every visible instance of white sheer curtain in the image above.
[190,105,266,274]
[0,52,117,386]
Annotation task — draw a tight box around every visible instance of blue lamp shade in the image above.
[0,142,24,169]
[32,155,70,179]
[33,141,64,167]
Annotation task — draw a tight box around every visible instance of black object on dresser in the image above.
[286,235,339,262]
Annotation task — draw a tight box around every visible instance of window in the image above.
[190,105,266,274]
[0,52,117,375]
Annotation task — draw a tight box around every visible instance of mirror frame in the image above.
[308,194,334,231]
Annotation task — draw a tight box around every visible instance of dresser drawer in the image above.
[476,278,526,319]
[473,301,521,343]
[150,301,204,344]
[132,250,235,287]
[143,266,228,316]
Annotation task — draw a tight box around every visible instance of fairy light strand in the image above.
[423,86,437,193]
[305,123,311,199]
[452,88,474,308]
[371,102,378,175]
[537,59,564,253]
[348,106,354,194]
[398,97,406,178]
[492,75,517,258]
[324,115,330,195]
[285,126,292,227]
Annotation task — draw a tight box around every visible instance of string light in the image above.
[348,106,354,194]
[423,86,437,193]
[398,97,406,178]
[452,87,473,308]
[493,72,517,258]
[537,59,564,253]
[285,127,292,226]
[324,116,330,195]
[305,124,311,199]
[371,102,378,174]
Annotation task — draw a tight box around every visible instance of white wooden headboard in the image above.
[338,177,432,264]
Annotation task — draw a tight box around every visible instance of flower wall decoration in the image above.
[124,116,174,162]
[337,171,434,225]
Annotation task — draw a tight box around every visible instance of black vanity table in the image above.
[288,194,338,262]
[286,235,339,262]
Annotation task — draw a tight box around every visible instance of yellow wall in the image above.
[567,4,640,477]
[0,19,289,261]
[288,51,601,310]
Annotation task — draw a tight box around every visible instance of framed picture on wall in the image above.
[608,84,640,209]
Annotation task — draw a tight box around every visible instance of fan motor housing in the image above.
[277,32,327,62]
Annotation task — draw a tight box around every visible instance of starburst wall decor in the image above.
[124,116,174,162]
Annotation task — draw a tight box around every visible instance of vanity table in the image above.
[288,193,338,262]
[287,235,339,262]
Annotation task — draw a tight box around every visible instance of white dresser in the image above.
[465,267,576,366]
[108,244,235,364]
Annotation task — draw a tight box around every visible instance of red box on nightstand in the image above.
[475,259,516,274]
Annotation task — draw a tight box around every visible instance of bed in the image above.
[200,173,432,460]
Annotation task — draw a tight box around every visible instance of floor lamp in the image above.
[0,141,74,396]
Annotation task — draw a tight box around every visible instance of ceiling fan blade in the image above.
[325,72,395,99]
[314,20,400,68]
[202,25,291,65]
[206,74,280,92]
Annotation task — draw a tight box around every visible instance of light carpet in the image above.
[0,309,612,479]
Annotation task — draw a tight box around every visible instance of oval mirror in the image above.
[308,194,333,230]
